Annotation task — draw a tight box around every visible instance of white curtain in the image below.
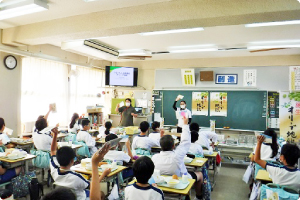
[21,57,69,126]
[69,66,105,119]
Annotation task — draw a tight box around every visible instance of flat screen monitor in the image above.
[135,107,143,114]
[105,66,138,87]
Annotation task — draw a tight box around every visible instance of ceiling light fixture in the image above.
[247,44,300,50]
[247,40,300,49]
[245,20,300,27]
[168,44,218,53]
[248,40,300,45]
[0,0,48,20]
[139,27,204,36]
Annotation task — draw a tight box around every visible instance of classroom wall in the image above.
[0,52,22,137]
[116,55,300,90]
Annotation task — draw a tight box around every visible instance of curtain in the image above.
[69,66,105,119]
[21,57,69,126]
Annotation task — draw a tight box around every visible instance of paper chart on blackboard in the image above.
[210,92,227,117]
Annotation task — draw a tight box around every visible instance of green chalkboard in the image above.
[154,90,267,131]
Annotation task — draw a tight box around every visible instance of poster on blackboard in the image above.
[210,92,227,116]
[192,92,209,116]
[279,91,300,143]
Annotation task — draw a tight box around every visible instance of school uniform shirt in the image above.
[50,156,90,200]
[77,130,97,155]
[68,123,80,134]
[32,129,52,151]
[253,143,279,161]
[125,183,164,200]
[152,125,191,178]
[104,150,131,163]
[148,132,161,144]
[176,108,192,128]
[118,106,137,127]
[0,133,11,145]
[132,135,160,152]
[196,130,218,149]
[188,143,204,155]
[266,162,300,188]
[97,130,115,139]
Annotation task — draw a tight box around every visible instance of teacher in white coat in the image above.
[172,96,192,133]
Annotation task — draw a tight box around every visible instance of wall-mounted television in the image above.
[105,66,138,87]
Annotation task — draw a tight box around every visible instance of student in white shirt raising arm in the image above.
[172,96,192,133]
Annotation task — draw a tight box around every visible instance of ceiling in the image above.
[1,0,300,61]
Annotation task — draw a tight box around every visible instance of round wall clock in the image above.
[4,55,17,70]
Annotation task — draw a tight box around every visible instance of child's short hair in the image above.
[57,146,76,167]
[160,135,174,151]
[105,133,118,142]
[281,143,300,166]
[0,118,5,130]
[81,119,90,127]
[42,187,76,200]
[151,121,160,131]
[190,123,199,132]
[35,118,47,132]
[140,121,150,133]
[191,130,199,143]
[133,156,154,184]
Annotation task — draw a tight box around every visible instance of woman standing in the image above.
[172,96,192,133]
[115,98,137,127]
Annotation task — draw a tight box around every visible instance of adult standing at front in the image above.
[115,98,138,126]
[172,96,192,133]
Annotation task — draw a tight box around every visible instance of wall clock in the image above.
[4,55,17,70]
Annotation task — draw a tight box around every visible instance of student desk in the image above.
[57,133,67,141]
[129,176,195,199]
[255,170,272,183]
[164,131,181,138]
[185,158,208,170]
[10,139,34,152]
[204,152,218,190]
[0,154,36,173]
[88,130,98,137]
[71,164,127,194]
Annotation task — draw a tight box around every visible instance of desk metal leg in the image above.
[211,157,216,190]
[25,160,29,173]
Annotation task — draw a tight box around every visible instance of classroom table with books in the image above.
[10,138,34,152]
[204,151,218,190]
[0,154,36,173]
[255,169,272,183]
[185,157,208,169]
[129,176,195,199]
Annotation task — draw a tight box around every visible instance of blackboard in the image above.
[153,90,267,131]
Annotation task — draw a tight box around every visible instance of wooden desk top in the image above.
[71,164,127,178]
[256,170,272,182]
[57,133,67,138]
[129,176,195,195]
[71,144,82,149]
[0,154,36,163]
[164,132,181,137]
[185,158,208,168]
[204,152,218,157]
[10,140,33,146]
[96,138,105,144]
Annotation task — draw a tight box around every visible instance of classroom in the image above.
[0,0,300,200]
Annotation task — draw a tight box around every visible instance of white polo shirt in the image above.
[132,135,160,151]
[77,130,97,155]
[50,156,90,200]
[148,132,161,144]
[104,150,131,163]
[196,130,218,149]
[266,162,300,189]
[125,183,164,200]
[32,130,52,151]
[152,125,191,178]
[176,108,192,128]
[188,143,203,155]
[68,123,80,134]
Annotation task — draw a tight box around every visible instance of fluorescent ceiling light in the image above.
[245,20,300,27]
[139,27,204,36]
[248,40,300,45]
[247,44,300,50]
[168,44,218,53]
[0,0,48,20]
[118,49,151,56]
[247,40,300,49]
[169,48,217,53]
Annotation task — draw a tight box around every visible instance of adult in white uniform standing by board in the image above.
[172,95,192,133]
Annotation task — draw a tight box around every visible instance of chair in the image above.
[30,149,52,186]
[75,141,91,158]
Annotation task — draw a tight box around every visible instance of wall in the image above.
[0,52,22,137]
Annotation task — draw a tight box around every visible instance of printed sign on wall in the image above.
[210,92,227,116]
[279,91,300,143]
[289,66,300,91]
[243,69,257,87]
[181,69,195,86]
[192,92,209,116]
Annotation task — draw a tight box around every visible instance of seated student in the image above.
[69,113,80,134]
[190,123,217,150]
[149,121,163,143]
[132,121,161,154]
[188,130,203,156]
[125,156,164,200]
[251,129,279,162]
[77,119,99,155]
[50,128,110,200]
[0,161,21,185]
[42,187,76,200]
[0,118,15,149]
[97,121,115,139]
[104,134,133,163]
[254,135,300,189]
[152,117,203,200]
[32,105,55,151]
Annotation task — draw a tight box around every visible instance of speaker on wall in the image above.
[200,71,214,81]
